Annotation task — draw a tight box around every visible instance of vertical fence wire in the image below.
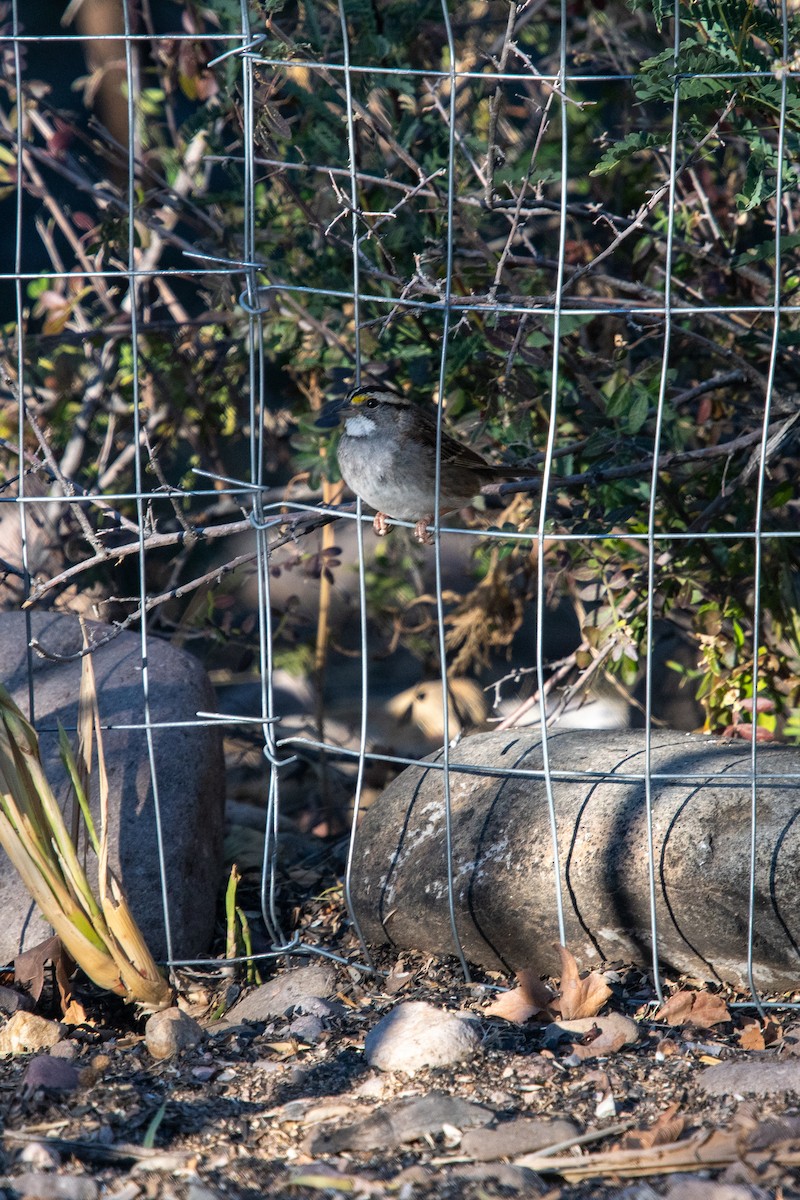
[534,0,570,950]
[10,1,34,723]
[427,0,473,982]
[640,0,683,1009]
[2,5,797,1001]
[337,0,374,967]
[745,0,791,1016]
[121,0,173,969]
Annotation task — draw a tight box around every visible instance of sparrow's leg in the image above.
[373,512,392,537]
[413,517,434,545]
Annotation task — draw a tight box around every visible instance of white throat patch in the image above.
[344,414,376,437]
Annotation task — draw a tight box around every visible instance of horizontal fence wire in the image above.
[1,0,798,1006]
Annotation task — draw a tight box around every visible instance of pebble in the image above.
[0,1011,65,1054]
[251,1058,284,1074]
[304,1090,491,1154]
[18,1141,62,1169]
[460,1116,578,1161]
[0,984,34,1014]
[145,1008,204,1061]
[448,1162,546,1191]
[21,1054,80,1095]
[664,1178,771,1199]
[48,1042,78,1060]
[365,1001,481,1075]
[185,1185,224,1200]
[15,1172,98,1200]
[191,1065,218,1082]
[286,1014,325,1043]
[224,963,338,1024]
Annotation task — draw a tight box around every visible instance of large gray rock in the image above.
[350,729,800,990]
[0,611,224,965]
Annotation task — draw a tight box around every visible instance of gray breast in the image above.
[338,433,439,520]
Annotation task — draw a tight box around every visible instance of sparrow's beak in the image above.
[314,398,347,429]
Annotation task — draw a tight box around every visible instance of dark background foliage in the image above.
[1,0,799,743]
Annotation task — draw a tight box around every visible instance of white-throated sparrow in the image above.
[325,386,522,544]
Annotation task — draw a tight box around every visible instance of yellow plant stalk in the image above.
[0,644,172,1009]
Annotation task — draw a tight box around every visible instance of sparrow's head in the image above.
[315,386,408,431]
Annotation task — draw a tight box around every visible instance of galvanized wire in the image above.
[121,0,173,970]
[1,3,797,1006]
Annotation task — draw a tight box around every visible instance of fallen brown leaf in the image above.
[737,1020,765,1051]
[15,935,75,1012]
[619,1102,687,1150]
[655,989,730,1029]
[544,1013,641,1060]
[484,969,555,1024]
[61,999,91,1026]
[554,945,611,1020]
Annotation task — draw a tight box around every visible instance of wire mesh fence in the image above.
[1,0,799,1009]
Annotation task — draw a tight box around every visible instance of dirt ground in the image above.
[3,921,800,1200]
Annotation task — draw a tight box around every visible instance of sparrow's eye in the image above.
[365,398,378,409]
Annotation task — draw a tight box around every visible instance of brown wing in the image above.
[411,403,520,477]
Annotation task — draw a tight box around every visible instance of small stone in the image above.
[185,1186,223,1200]
[448,1163,546,1191]
[145,1008,204,1061]
[365,1001,481,1075]
[191,1065,217,1082]
[22,1054,80,1094]
[286,1014,325,1043]
[18,1141,62,1169]
[104,1185,142,1200]
[225,963,338,1024]
[0,984,34,1014]
[699,1059,800,1097]
[304,1090,492,1154]
[351,1075,387,1099]
[15,1172,98,1200]
[665,1178,771,1199]
[251,1059,284,1074]
[48,1042,78,1061]
[0,1011,65,1055]
[461,1116,578,1161]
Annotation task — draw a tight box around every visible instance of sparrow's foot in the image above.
[373,512,392,537]
[413,517,434,545]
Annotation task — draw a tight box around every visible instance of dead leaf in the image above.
[485,970,555,1024]
[737,1020,765,1051]
[620,1102,687,1150]
[61,999,91,1026]
[554,945,611,1020]
[656,1038,679,1057]
[14,936,75,1011]
[385,960,414,997]
[266,1039,312,1058]
[544,1013,641,1060]
[655,991,694,1026]
[655,989,730,1029]
[689,991,731,1028]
